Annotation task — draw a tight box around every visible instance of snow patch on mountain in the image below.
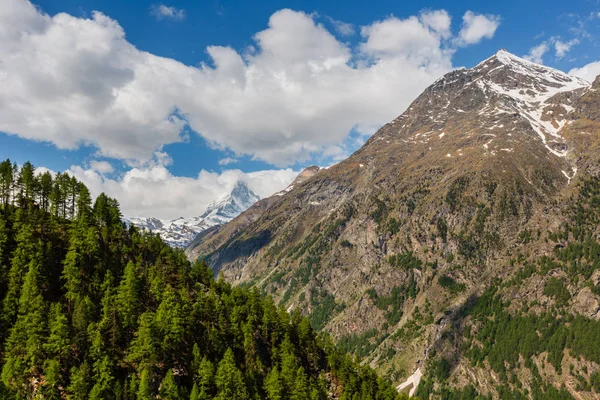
[473,50,590,157]
[125,181,260,248]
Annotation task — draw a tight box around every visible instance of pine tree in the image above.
[2,221,36,327]
[264,366,283,400]
[215,348,247,400]
[0,215,9,322]
[0,159,15,207]
[88,356,115,400]
[137,368,153,400]
[159,369,185,399]
[118,261,143,331]
[62,204,99,309]
[127,312,159,370]
[1,249,47,395]
[155,285,186,360]
[291,366,310,400]
[280,336,297,395]
[196,356,215,399]
[39,171,53,212]
[67,361,92,399]
[44,303,71,362]
[16,161,36,208]
[190,383,199,400]
[42,358,62,399]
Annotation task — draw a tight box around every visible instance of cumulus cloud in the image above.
[68,161,298,219]
[523,43,549,64]
[327,17,355,36]
[359,11,453,62]
[420,9,452,39]
[150,4,186,21]
[89,160,114,174]
[0,2,498,166]
[569,61,600,83]
[457,11,500,46]
[218,157,238,166]
[523,37,578,64]
[554,38,579,59]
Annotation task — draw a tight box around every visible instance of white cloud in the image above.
[68,161,298,219]
[457,11,500,46]
[420,10,452,39]
[0,2,497,167]
[523,42,549,64]
[554,38,579,59]
[569,61,600,83]
[218,157,238,166]
[89,160,114,174]
[359,12,451,63]
[328,17,355,36]
[150,4,186,21]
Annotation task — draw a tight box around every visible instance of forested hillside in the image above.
[0,159,407,399]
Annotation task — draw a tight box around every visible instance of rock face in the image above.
[186,51,600,397]
[127,181,260,248]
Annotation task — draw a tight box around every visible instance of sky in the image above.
[1,0,600,219]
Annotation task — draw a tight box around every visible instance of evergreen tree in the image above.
[291,366,311,400]
[196,356,215,399]
[215,348,247,400]
[44,303,71,362]
[1,249,47,395]
[2,220,36,327]
[67,361,92,399]
[88,356,115,400]
[264,366,283,400]
[159,369,186,399]
[137,368,154,400]
[118,261,143,331]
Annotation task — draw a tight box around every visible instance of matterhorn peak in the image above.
[125,180,260,248]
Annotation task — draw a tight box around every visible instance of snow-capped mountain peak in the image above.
[125,181,260,248]
[423,50,591,159]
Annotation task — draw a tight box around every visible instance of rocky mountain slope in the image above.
[127,181,260,248]
[185,50,600,398]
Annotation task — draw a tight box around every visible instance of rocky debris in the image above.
[572,287,600,320]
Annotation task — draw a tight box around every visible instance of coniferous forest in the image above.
[0,159,408,399]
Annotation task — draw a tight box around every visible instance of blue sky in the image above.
[1,0,599,218]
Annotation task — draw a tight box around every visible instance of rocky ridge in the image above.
[186,51,600,398]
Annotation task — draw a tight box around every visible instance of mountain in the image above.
[0,161,409,399]
[186,166,323,259]
[126,181,260,248]
[186,50,600,398]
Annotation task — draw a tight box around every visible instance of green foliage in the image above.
[387,251,422,270]
[445,177,469,212]
[0,159,404,399]
[438,274,466,294]
[543,277,570,307]
[437,217,448,243]
[368,285,410,326]
[308,288,345,330]
[386,217,402,236]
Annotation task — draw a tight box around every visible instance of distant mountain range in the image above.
[125,181,260,248]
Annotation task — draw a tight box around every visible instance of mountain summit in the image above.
[186,51,600,398]
[126,181,260,248]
